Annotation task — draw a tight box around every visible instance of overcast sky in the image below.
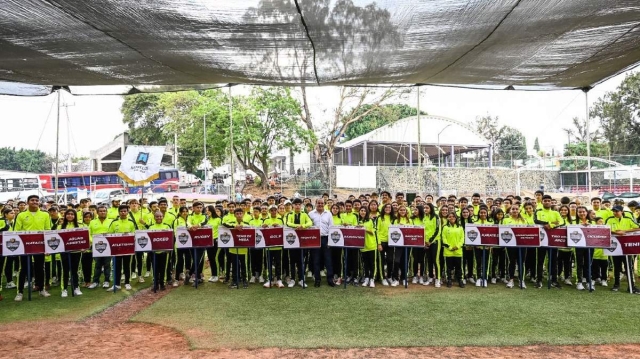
[0,70,632,159]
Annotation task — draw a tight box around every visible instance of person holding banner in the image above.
[330,204,344,285]
[59,209,84,297]
[410,206,426,285]
[341,201,359,285]
[392,206,413,287]
[570,206,594,291]
[187,202,208,285]
[459,207,475,285]
[357,207,378,288]
[248,206,265,284]
[533,195,564,289]
[503,204,530,289]
[205,205,222,283]
[149,211,172,291]
[489,209,506,285]
[377,203,394,286]
[129,199,148,283]
[88,206,113,289]
[472,207,491,287]
[13,195,52,302]
[223,208,250,289]
[263,205,285,288]
[80,211,94,288]
[107,205,136,291]
[173,206,191,287]
[606,205,640,293]
[441,212,465,288]
[285,198,313,288]
[0,207,15,300]
[308,198,335,288]
[557,205,574,285]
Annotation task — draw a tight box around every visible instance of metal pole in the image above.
[204,114,207,195]
[174,132,178,168]
[55,90,60,203]
[229,86,234,201]
[584,88,592,193]
[417,87,422,193]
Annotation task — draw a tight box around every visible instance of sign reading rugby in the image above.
[540,227,568,248]
[606,235,640,256]
[498,226,540,247]
[2,231,45,256]
[464,224,499,246]
[282,227,321,249]
[175,226,214,248]
[218,226,256,248]
[134,229,174,252]
[44,228,90,254]
[388,225,425,247]
[327,226,365,248]
[254,227,283,248]
[91,234,135,257]
[566,225,612,248]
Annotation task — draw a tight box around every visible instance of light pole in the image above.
[437,124,452,196]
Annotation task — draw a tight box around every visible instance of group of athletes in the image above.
[1,189,639,302]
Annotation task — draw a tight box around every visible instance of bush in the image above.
[254,176,262,187]
[299,179,324,196]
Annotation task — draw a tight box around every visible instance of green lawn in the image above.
[0,280,152,323]
[132,281,640,349]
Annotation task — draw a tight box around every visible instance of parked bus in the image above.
[0,176,43,202]
[126,168,180,193]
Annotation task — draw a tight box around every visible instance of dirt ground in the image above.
[1,288,639,359]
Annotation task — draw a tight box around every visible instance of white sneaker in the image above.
[208,276,217,282]
[520,281,527,289]
[402,280,408,286]
[106,285,121,292]
[61,289,68,298]
[276,280,284,288]
[102,281,110,288]
[172,281,179,287]
[601,280,608,287]
[435,279,441,288]
[422,278,430,286]
[418,276,425,285]
[189,275,195,284]
[476,279,482,287]
[138,277,145,283]
[502,278,508,284]
[287,279,295,288]
[88,282,98,289]
[125,284,132,290]
[382,279,389,286]
[390,279,399,287]
[363,278,370,287]
[132,272,138,279]
[412,276,418,284]
[491,278,497,284]
[14,293,23,302]
[369,280,375,288]
[483,279,488,288]
[144,271,151,278]
[320,270,326,277]
[259,275,265,283]
[564,278,572,286]
[39,290,51,297]
[263,281,271,288]
[120,275,125,283]
[74,288,83,296]
[426,277,434,285]
[5,281,16,289]
[249,276,256,283]
[576,282,585,291]
[307,271,313,278]
[468,277,476,284]
[506,279,514,288]
[298,280,307,288]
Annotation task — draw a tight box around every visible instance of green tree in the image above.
[0,147,51,172]
[561,142,610,170]
[496,126,527,162]
[121,94,170,145]
[343,104,426,140]
[533,137,540,152]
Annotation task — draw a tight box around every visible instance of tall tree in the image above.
[343,104,426,140]
[533,137,540,152]
[121,94,170,145]
[0,147,52,173]
[496,126,527,162]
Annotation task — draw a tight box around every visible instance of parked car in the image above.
[90,189,127,204]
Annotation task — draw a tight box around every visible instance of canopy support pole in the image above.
[583,87,592,193]
[417,87,422,192]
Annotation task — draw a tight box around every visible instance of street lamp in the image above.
[437,124,452,196]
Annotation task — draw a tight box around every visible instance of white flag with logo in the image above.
[117,145,166,185]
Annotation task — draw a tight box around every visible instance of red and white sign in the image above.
[134,229,174,252]
[175,226,214,248]
[2,231,45,256]
[498,226,540,247]
[388,225,425,247]
[92,234,135,257]
[327,226,365,248]
[540,227,568,248]
[464,224,499,246]
[255,227,284,248]
[282,227,321,249]
[566,225,612,248]
[606,235,640,256]
[218,226,256,248]
[44,228,90,254]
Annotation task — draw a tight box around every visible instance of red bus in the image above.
[38,172,124,194]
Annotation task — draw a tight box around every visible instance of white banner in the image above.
[117,145,166,185]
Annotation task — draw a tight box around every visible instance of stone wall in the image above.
[376,167,560,196]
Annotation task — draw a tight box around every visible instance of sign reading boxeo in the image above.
[327,226,365,248]
[498,226,540,247]
[2,231,45,256]
[175,226,214,248]
[388,225,424,247]
[92,234,136,257]
[134,229,174,252]
[218,226,256,248]
[464,224,499,246]
[566,225,612,248]
[44,228,90,254]
[282,227,321,249]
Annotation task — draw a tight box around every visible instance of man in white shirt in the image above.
[308,198,335,287]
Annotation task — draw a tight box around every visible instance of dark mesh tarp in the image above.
[2,0,640,95]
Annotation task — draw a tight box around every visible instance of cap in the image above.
[612,205,624,212]
[269,205,278,210]
[284,200,292,205]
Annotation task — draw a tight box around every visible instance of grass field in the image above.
[0,280,152,323]
[132,281,640,349]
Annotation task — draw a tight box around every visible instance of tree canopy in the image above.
[343,104,426,140]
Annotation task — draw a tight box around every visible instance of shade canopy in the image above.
[2,0,640,95]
